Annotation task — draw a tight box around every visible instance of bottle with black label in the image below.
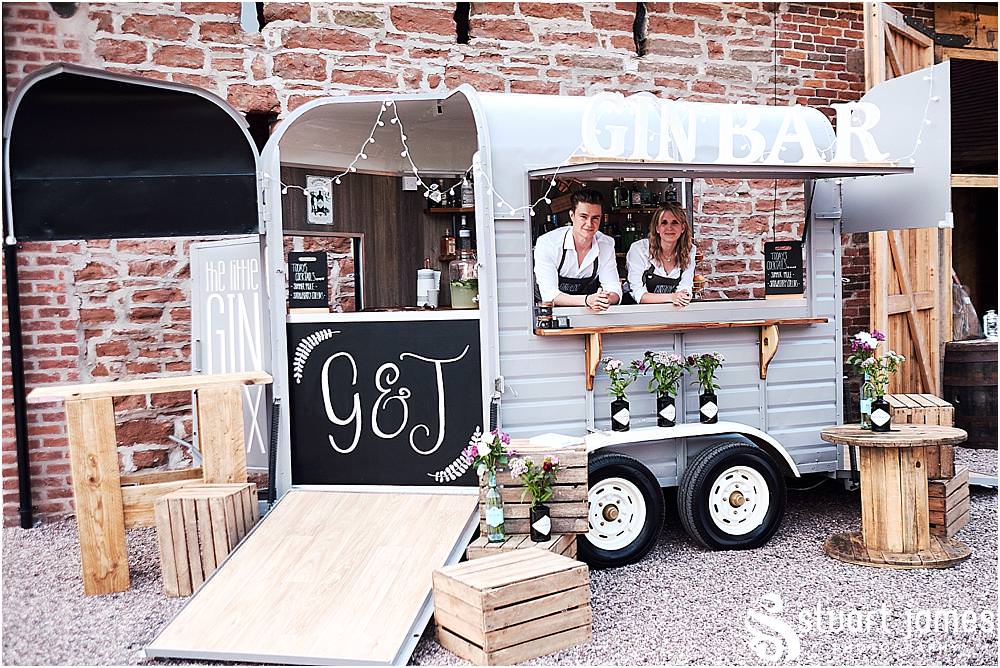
[458,214,473,252]
[613,179,630,210]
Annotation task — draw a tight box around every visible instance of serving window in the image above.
[527,174,812,329]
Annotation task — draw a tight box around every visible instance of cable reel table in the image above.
[820,424,972,569]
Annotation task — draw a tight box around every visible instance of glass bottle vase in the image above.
[859,374,875,430]
[484,471,506,542]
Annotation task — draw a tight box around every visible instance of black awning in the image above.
[5,64,259,242]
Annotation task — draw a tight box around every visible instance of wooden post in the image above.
[65,398,130,595]
[196,385,247,484]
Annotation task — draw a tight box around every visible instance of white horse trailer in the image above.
[5,63,954,572]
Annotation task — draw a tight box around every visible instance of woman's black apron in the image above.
[643,264,681,294]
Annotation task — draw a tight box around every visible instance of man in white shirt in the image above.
[533,189,621,312]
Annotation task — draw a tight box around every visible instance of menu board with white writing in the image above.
[288,252,329,309]
[764,240,805,296]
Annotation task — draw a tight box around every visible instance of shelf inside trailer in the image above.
[534,316,828,390]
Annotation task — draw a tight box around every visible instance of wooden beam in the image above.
[759,324,779,380]
[27,371,272,404]
[951,174,998,188]
[887,231,934,392]
[65,397,130,595]
[937,46,998,62]
[864,2,888,88]
[888,291,935,315]
[122,479,202,529]
[196,385,248,484]
[584,333,602,392]
[534,316,828,337]
[120,467,203,486]
[883,8,934,47]
[884,25,904,78]
[870,231,891,340]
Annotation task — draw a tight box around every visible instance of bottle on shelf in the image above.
[665,178,678,203]
[640,182,652,207]
[458,214,473,252]
[461,173,475,208]
[450,244,478,309]
[439,223,457,262]
[629,183,643,208]
[613,179,631,211]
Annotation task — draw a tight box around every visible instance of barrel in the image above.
[943,340,997,449]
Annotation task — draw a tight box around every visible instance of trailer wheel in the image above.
[678,441,785,551]
[577,453,664,569]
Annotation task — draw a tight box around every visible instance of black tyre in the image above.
[678,441,786,550]
[577,453,664,569]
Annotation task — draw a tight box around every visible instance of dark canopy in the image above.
[4,64,259,242]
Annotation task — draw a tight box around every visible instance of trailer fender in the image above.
[583,421,801,478]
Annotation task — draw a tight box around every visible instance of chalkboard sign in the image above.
[288,252,329,309]
[287,318,483,486]
[764,240,805,296]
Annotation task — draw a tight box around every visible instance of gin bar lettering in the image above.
[288,252,329,310]
[288,319,483,486]
[764,241,805,295]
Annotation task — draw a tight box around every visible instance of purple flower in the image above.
[872,329,886,341]
[462,445,478,464]
[490,429,511,445]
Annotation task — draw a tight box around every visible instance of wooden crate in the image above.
[154,483,259,597]
[466,533,576,560]
[433,550,591,665]
[480,440,588,535]
[929,466,970,538]
[886,394,956,479]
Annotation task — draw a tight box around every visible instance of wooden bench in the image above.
[155,483,259,596]
[26,371,271,595]
[466,533,576,560]
[433,550,591,665]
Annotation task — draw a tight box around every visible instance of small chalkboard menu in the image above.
[288,252,329,310]
[764,240,805,296]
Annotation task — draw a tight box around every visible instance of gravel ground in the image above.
[956,446,998,476]
[3,482,996,666]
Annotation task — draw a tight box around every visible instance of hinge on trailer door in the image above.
[494,376,505,394]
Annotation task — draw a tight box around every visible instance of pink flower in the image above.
[462,444,479,464]
[872,329,886,341]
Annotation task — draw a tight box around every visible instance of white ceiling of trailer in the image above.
[277,94,479,174]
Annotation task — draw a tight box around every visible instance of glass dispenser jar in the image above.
[450,250,479,309]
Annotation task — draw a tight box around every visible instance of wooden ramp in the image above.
[145,488,479,665]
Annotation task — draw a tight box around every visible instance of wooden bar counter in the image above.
[819,424,972,569]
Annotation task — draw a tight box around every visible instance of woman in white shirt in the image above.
[626,202,695,307]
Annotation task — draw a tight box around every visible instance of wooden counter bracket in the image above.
[536,317,827,390]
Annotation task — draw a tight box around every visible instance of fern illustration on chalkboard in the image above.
[426,426,482,483]
[292,328,338,384]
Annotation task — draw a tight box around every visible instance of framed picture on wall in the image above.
[306,175,333,225]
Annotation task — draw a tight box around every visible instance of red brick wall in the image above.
[2,2,934,525]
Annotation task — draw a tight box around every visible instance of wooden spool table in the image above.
[820,424,972,569]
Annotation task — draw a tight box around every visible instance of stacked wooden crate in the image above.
[886,393,969,538]
[928,466,970,538]
[155,483,259,596]
[433,550,591,665]
[478,439,588,536]
[466,533,577,560]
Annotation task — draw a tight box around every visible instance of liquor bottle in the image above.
[458,214,473,252]
[439,225,457,262]
[629,184,643,207]
[461,174,475,208]
[640,182,652,207]
[665,178,678,203]
[613,180,630,210]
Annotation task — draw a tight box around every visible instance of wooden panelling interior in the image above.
[281,167,466,308]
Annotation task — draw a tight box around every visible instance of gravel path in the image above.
[4,482,996,666]
[956,446,998,476]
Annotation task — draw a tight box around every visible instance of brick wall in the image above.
[2,2,934,525]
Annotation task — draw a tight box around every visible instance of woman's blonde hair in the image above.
[648,202,693,271]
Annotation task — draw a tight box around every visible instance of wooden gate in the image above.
[863,2,951,394]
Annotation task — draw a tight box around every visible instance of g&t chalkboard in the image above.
[288,252,329,310]
[764,240,805,297]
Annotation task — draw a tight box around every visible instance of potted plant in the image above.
[847,329,886,429]
[508,455,562,542]
[688,352,725,424]
[643,351,689,427]
[602,357,643,431]
[861,350,906,432]
[462,428,512,542]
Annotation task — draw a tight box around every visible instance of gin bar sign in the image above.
[581,93,889,165]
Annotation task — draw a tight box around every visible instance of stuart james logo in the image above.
[745,593,801,663]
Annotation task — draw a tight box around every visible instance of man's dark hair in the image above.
[570,188,604,211]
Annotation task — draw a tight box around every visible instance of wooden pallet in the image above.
[823,530,971,569]
[929,466,970,538]
[466,533,576,560]
[885,394,955,479]
[479,440,588,535]
[155,483,259,597]
[433,550,591,665]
